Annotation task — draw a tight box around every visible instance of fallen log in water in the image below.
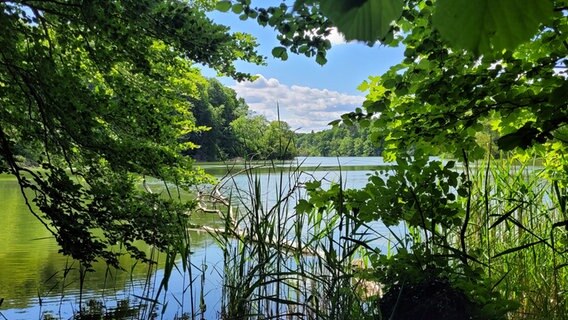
[191,165,322,256]
[187,225,323,256]
[190,164,383,300]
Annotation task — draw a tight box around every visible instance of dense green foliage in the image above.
[222,0,559,58]
[183,78,248,161]
[2,0,567,317]
[222,0,566,161]
[0,0,263,267]
[221,0,568,317]
[295,124,379,156]
[232,117,298,160]
[184,79,298,161]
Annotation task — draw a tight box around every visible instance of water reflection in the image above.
[0,175,220,318]
[1,157,392,319]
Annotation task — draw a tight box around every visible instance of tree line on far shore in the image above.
[183,78,380,161]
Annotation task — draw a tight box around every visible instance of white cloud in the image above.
[326,28,349,46]
[232,75,365,132]
[554,58,566,78]
[299,27,353,46]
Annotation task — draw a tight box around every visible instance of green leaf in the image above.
[232,3,243,14]
[382,78,397,89]
[304,180,321,191]
[315,51,327,65]
[328,119,341,126]
[295,199,313,214]
[489,203,523,230]
[550,81,568,106]
[493,239,547,259]
[215,1,232,12]
[319,0,403,42]
[271,46,288,60]
[364,100,386,113]
[433,0,554,55]
[496,122,540,151]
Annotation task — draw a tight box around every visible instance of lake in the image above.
[0,157,392,320]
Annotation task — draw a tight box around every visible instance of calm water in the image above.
[0,157,391,319]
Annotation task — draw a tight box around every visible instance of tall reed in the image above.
[462,154,568,319]
[212,160,379,320]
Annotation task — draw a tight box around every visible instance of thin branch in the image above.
[459,148,471,266]
[0,124,57,236]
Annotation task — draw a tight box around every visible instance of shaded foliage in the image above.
[223,0,558,59]
[379,277,480,320]
[182,79,298,161]
[0,0,262,267]
[229,1,568,317]
[183,78,248,161]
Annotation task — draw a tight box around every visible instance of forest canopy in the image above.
[0,0,263,266]
[2,0,567,278]
[183,78,299,161]
[296,124,379,157]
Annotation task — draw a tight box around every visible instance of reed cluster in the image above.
[12,154,567,320]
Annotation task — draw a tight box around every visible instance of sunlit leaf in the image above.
[232,3,243,14]
[319,0,403,42]
[433,0,554,54]
[216,1,232,12]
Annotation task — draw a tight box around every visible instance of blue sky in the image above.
[202,8,404,132]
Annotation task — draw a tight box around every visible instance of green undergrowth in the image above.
[6,154,568,320]
[212,154,568,319]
